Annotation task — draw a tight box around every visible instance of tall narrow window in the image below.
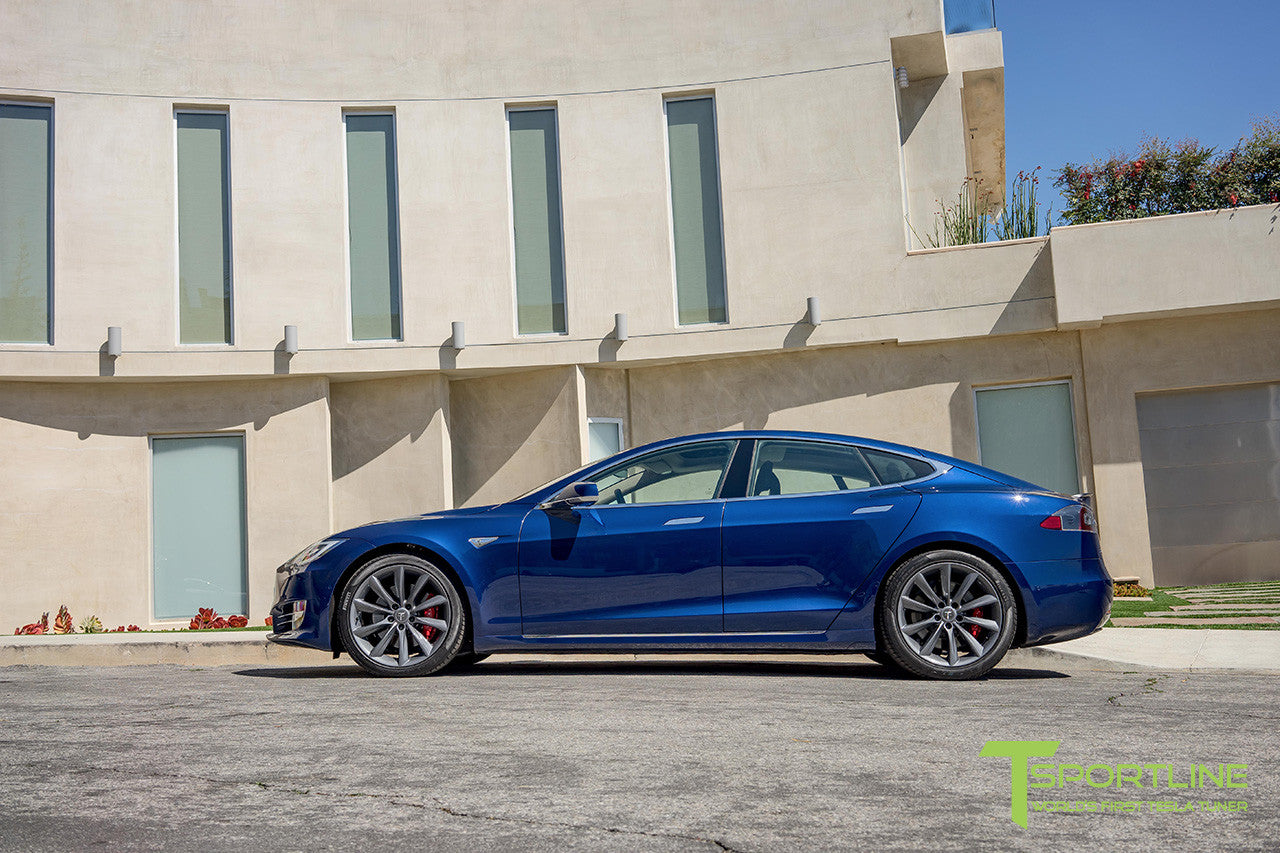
[151,435,247,620]
[176,111,233,344]
[345,113,402,340]
[666,97,726,325]
[508,107,566,335]
[975,381,1081,495]
[0,103,52,343]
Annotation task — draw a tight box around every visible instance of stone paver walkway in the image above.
[1114,581,1280,627]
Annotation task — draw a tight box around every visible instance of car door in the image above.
[517,439,739,635]
[721,439,922,632]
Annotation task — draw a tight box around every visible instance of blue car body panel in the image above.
[270,430,1112,658]
[518,501,726,635]
[721,485,920,632]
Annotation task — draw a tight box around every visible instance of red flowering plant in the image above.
[53,605,74,635]
[14,613,50,635]
[1056,116,1280,224]
[189,608,250,629]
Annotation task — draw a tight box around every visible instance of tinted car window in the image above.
[747,440,876,497]
[861,448,935,484]
[590,440,736,505]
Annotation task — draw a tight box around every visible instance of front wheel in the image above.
[879,550,1016,680]
[337,553,466,677]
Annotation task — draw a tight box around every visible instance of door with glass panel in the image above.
[151,435,247,620]
[721,440,922,632]
[517,439,737,635]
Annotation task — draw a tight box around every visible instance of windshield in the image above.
[513,459,602,502]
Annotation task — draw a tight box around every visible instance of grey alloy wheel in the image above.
[338,553,465,677]
[880,550,1016,680]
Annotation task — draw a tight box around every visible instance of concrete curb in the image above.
[3,627,1277,672]
[0,632,330,668]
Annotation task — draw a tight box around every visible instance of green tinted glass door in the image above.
[152,435,247,619]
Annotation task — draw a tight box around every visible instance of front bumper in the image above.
[266,537,372,652]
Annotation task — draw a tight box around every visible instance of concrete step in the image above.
[1111,616,1279,626]
[1172,601,1280,607]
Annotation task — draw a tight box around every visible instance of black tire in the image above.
[337,553,467,677]
[863,651,900,669]
[879,549,1016,680]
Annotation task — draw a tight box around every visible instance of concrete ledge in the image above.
[1,632,333,668]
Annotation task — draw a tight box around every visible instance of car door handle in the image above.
[852,505,893,515]
[663,516,705,526]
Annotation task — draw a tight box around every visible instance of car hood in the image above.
[384,503,503,523]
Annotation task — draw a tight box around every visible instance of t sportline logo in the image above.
[981,741,1249,828]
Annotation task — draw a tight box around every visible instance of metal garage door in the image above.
[1136,383,1280,586]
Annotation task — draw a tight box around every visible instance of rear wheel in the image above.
[879,549,1016,680]
[337,553,466,677]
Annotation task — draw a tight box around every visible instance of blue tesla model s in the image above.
[269,431,1111,680]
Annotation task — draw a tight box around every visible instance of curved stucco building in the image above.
[2,0,1278,628]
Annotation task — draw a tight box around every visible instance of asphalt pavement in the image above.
[0,659,1275,851]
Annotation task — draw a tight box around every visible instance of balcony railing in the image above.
[945,0,996,34]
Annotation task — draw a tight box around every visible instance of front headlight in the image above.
[283,538,346,574]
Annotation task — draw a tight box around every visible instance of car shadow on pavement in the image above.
[232,661,1071,680]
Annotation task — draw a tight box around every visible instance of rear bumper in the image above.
[1018,557,1113,647]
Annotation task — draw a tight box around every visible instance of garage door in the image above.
[1136,383,1280,586]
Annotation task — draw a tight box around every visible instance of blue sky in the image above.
[998,1,1280,220]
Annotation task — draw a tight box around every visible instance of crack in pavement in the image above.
[20,763,747,853]
[1107,673,1171,706]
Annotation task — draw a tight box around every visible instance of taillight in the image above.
[1041,504,1095,532]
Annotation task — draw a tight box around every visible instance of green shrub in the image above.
[1055,115,1280,225]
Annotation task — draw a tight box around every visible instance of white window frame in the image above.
[972,378,1082,494]
[341,108,404,343]
[587,417,626,462]
[0,98,55,347]
[504,102,570,338]
[173,107,236,347]
[661,92,730,329]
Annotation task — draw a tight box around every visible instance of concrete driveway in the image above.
[0,658,1274,851]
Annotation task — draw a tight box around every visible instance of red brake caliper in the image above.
[969,608,983,638]
[421,605,440,641]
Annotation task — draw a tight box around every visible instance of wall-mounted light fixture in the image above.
[806,296,822,326]
[106,326,122,357]
[283,325,299,355]
[896,66,909,89]
[451,321,466,351]
[614,312,628,342]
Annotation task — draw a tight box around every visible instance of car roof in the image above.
[630,430,929,459]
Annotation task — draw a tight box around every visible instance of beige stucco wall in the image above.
[0,377,332,630]
[0,0,997,382]
[899,71,970,249]
[1079,308,1280,586]
[330,374,452,531]
[449,367,585,507]
[627,329,1092,476]
[1053,204,1280,328]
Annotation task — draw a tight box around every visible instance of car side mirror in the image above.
[540,481,599,510]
